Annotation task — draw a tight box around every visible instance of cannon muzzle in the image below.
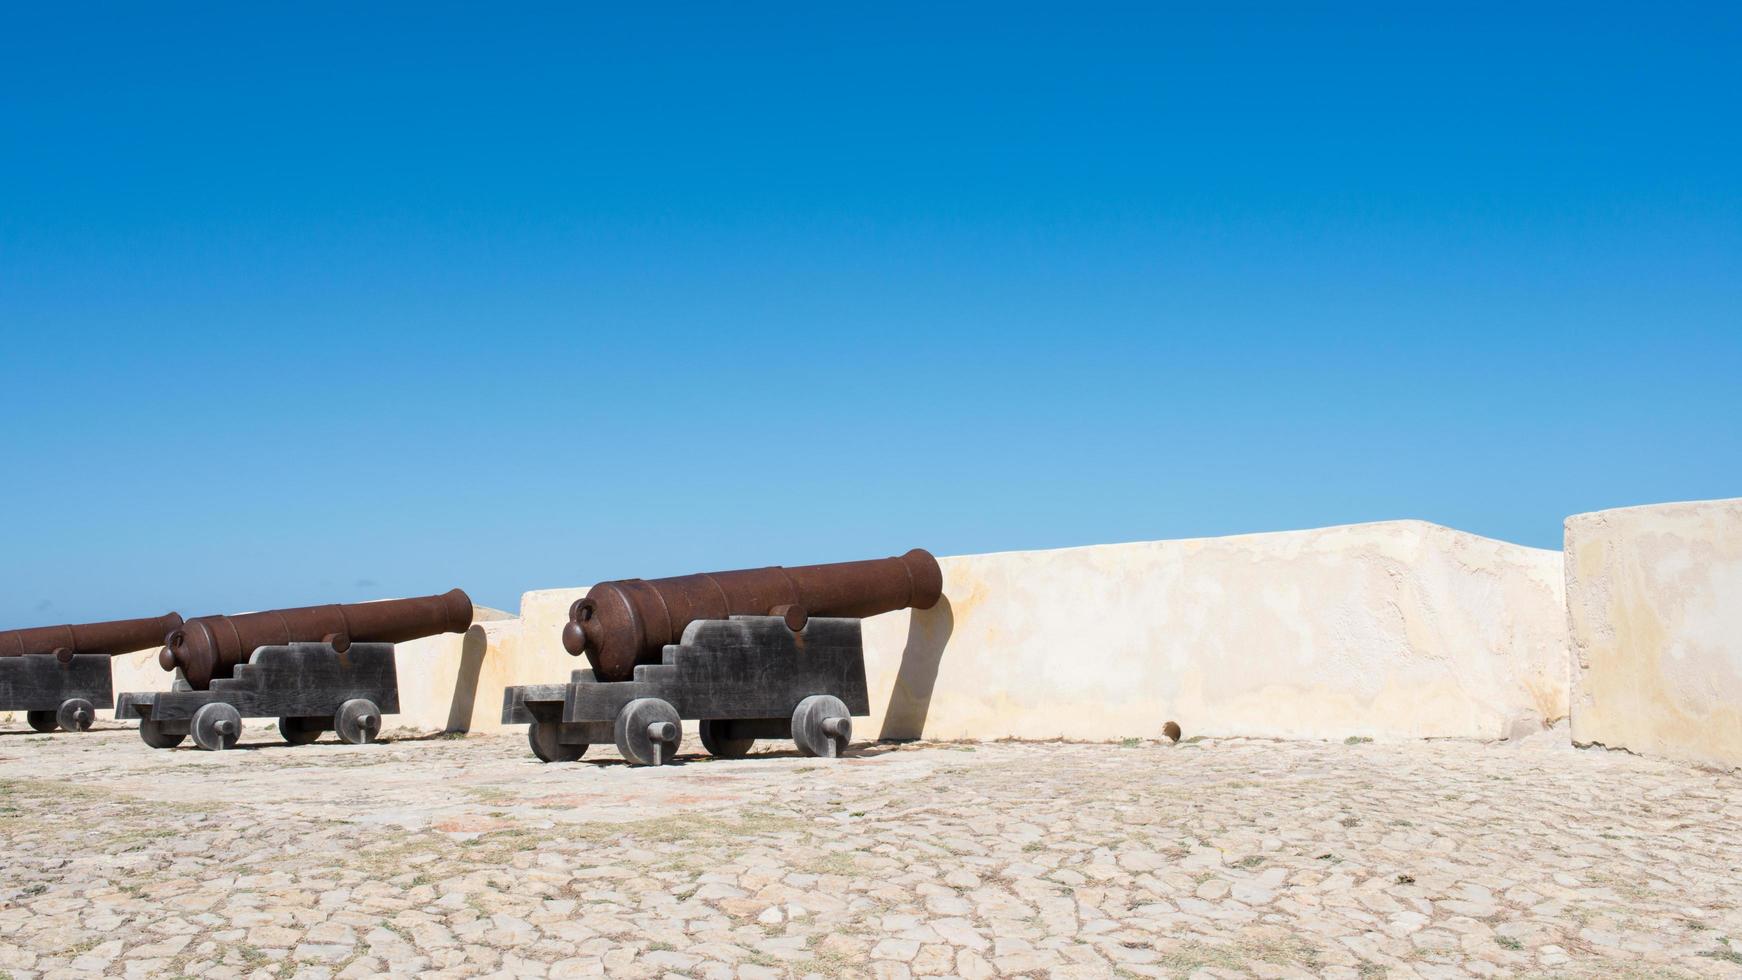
[162,588,474,690]
[564,548,943,682]
[0,612,185,661]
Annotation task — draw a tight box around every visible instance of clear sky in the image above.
[2,4,1738,626]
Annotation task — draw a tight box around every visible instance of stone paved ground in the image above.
[1,724,1739,979]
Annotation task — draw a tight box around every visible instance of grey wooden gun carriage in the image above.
[503,615,869,766]
[116,641,399,751]
[0,654,112,733]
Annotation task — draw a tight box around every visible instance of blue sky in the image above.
[2,3,1738,624]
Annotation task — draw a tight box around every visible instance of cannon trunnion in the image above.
[505,615,870,766]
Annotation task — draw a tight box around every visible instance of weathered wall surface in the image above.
[397,590,582,734]
[1567,498,1742,769]
[390,615,519,733]
[105,647,180,718]
[860,521,1568,742]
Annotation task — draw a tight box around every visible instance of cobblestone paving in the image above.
[1,724,1739,979]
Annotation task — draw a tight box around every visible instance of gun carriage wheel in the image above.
[528,719,587,763]
[138,719,186,749]
[614,697,682,766]
[334,699,382,745]
[56,698,96,732]
[191,702,243,751]
[699,720,755,759]
[278,716,325,746]
[792,694,852,758]
[25,710,58,733]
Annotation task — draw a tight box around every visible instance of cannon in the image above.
[507,549,943,766]
[564,548,942,682]
[118,589,473,751]
[1,612,184,661]
[159,588,474,690]
[0,612,183,733]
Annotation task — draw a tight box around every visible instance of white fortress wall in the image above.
[861,521,1567,742]
[1566,497,1742,769]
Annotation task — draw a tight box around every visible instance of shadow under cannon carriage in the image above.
[503,615,870,766]
[0,654,113,734]
[116,642,399,751]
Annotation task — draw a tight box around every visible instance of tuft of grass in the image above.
[1119,737,1142,748]
[804,852,860,877]
[1344,736,1373,745]
[235,944,269,965]
[1700,937,1742,965]
[1497,936,1523,951]
[1157,937,1322,974]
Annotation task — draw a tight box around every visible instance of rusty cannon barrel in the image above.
[563,548,943,682]
[159,589,474,690]
[1,612,185,663]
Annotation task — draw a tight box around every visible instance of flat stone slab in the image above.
[1,730,1739,977]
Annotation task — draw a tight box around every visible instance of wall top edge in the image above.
[515,517,1563,613]
[936,518,1560,565]
[1564,496,1742,529]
